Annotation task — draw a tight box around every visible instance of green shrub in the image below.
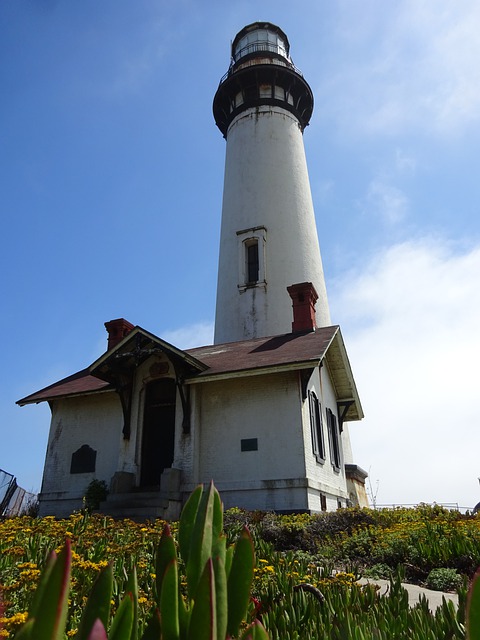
[259,512,313,552]
[363,563,392,579]
[426,567,463,592]
[83,479,108,512]
[307,507,376,539]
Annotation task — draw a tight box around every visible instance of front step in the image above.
[98,490,174,522]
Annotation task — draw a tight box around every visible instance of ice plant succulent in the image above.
[9,482,269,639]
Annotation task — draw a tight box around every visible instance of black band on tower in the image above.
[213,22,314,137]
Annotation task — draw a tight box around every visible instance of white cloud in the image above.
[331,238,480,508]
[161,321,214,350]
[363,179,409,224]
[320,1,480,137]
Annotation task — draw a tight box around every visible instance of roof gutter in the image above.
[185,358,323,385]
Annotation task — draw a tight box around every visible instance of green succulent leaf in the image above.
[109,592,135,640]
[213,550,227,640]
[178,583,191,640]
[30,539,72,640]
[141,608,161,640]
[27,549,56,621]
[212,482,223,543]
[178,484,203,566]
[160,559,180,640]
[186,483,216,599]
[467,568,480,640]
[156,523,178,606]
[125,566,139,640]
[188,558,216,640]
[76,563,113,640]
[224,544,234,579]
[227,527,255,638]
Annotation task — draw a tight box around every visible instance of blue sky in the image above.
[2,1,479,509]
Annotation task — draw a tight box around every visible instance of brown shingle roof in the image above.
[18,326,361,417]
[17,369,111,406]
[186,327,338,380]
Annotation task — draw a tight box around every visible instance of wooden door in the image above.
[140,379,176,487]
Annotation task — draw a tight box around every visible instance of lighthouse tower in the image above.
[213,22,331,344]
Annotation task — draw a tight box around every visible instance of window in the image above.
[246,240,259,284]
[327,408,341,472]
[236,226,267,290]
[309,391,325,463]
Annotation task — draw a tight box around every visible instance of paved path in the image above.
[358,578,458,612]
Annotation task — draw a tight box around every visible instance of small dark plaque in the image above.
[149,361,170,377]
[241,438,258,452]
[70,444,97,474]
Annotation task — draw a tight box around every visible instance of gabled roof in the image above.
[89,326,207,383]
[16,326,206,406]
[16,325,363,421]
[16,368,112,406]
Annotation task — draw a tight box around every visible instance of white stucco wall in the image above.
[341,423,354,465]
[302,365,350,512]
[187,371,309,511]
[214,105,331,344]
[39,391,123,517]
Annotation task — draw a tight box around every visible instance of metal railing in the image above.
[233,41,289,63]
[0,468,37,516]
[373,502,475,514]
[218,41,304,86]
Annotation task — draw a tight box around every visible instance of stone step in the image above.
[97,491,171,521]
[102,492,169,508]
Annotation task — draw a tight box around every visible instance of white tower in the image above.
[213,22,331,344]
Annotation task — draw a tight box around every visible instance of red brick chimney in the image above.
[104,318,134,350]
[287,282,318,333]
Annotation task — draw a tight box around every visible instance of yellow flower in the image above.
[0,612,28,630]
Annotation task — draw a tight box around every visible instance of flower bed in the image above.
[0,502,478,638]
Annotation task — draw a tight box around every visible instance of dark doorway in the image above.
[140,379,176,487]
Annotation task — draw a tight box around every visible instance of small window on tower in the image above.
[236,226,267,291]
[246,240,259,284]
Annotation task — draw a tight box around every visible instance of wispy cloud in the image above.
[331,237,480,507]
[361,178,409,225]
[319,1,480,137]
[161,321,214,350]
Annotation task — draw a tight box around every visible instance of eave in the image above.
[184,358,323,385]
